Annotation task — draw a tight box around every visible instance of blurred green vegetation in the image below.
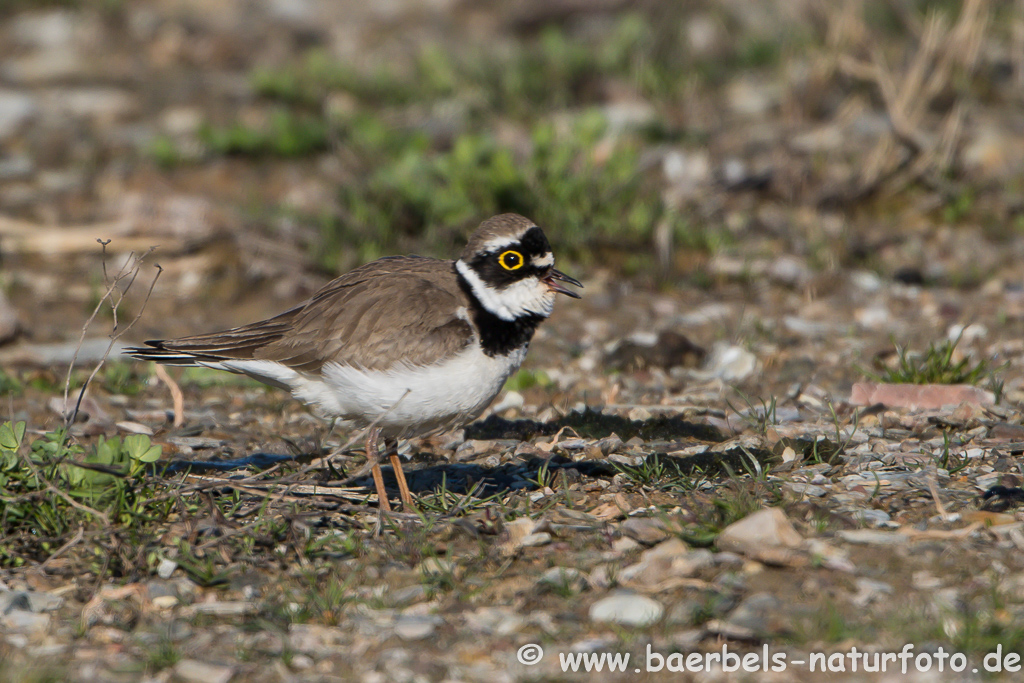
[150,11,800,269]
[315,111,675,268]
[200,110,329,157]
[0,368,22,397]
[156,0,1017,279]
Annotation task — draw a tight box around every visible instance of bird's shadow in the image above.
[162,447,776,498]
[159,409,779,499]
[162,450,617,496]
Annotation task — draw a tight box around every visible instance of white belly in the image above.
[212,346,528,438]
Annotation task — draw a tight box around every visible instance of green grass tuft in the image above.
[867,333,1002,387]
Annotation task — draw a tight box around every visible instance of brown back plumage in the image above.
[130,256,475,373]
[127,214,546,374]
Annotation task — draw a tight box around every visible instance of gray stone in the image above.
[594,435,624,456]
[3,48,86,84]
[666,593,735,626]
[145,581,177,600]
[0,339,128,366]
[852,509,891,527]
[0,155,33,180]
[11,11,75,48]
[726,78,781,116]
[173,659,234,683]
[0,90,37,141]
[388,584,427,607]
[620,539,714,587]
[602,100,656,133]
[0,609,49,634]
[611,536,640,553]
[589,592,663,627]
[190,601,254,616]
[783,316,844,339]
[393,614,441,640]
[166,620,192,641]
[768,255,812,287]
[620,517,670,545]
[837,529,905,545]
[852,578,894,607]
[454,439,495,461]
[167,436,226,450]
[784,482,827,497]
[717,508,806,566]
[538,567,588,593]
[567,636,618,653]
[520,532,552,547]
[417,558,454,577]
[0,591,62,614]
[463,607,524,636]
[663,149,711,198]
[288,653,314,670]
[50,88,137,121]
[495,517,542,556]
[668,629,705,650]
[718,592,782,637]
[553,438,588,453]
[686,14,721,54]
[288,624,346,653]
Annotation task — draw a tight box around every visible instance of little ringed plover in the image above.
[125,213,581,511]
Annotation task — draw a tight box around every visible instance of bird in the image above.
[124,213,581,511]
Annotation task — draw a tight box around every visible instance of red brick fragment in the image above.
[849,382,994,410]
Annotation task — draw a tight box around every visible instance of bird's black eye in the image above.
[499,250,524,271]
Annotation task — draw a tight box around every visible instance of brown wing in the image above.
[126,257,475,373]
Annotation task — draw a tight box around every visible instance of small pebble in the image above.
[520,532,552,547]
[589,592,663,627]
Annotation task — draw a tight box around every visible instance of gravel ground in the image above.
[5,1,1024,682]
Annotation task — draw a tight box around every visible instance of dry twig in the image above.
[830,0,989,203]
[153,363,185,428]
[64,241,162,427]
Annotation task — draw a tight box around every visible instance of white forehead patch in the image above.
[479,235,523,253]
[531,253,554,268]
[456,259,555,321]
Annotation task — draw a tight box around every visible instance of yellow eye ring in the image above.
[499,250,524,271]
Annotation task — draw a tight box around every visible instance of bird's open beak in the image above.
[543,269,583,298]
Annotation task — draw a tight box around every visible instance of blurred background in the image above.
[0,0,1022,347]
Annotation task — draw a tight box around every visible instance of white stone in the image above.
[850,270,883,292]
[152,595,178,610]
[589,592,663,627]
[157,558,178,579]
[702,343,757,382]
